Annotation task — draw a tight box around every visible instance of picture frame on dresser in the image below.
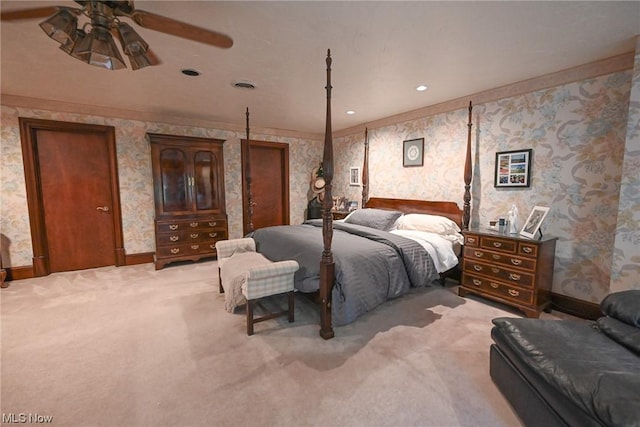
[520,206,549,239]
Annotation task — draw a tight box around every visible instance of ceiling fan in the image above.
[1,0,234,70]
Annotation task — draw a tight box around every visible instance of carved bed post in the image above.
[244,107,254,233]
[463,101,473,230]
[319,49,335,340]
[361,127,369,209]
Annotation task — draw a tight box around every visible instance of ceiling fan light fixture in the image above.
[39,7,77,45]
[127,53,154,70]
[71,26,126,70]
[59,27,86,54]
[116,22,148,56]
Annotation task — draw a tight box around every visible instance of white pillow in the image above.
[395,213,461,235]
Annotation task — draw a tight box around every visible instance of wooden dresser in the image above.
[458,228,557,318]
[149,133,228,270]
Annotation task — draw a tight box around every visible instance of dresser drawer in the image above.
[518,242,539,258]
[464,234,480,247]
[156,229,227,245]
[463,258,535,288]
[156,242,217,258]
[156,218,227,233]
[463,246,536,272]
[462,273,533,305]
[479,236,517,254]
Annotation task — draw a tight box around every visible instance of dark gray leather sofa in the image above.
[490,290,640,427]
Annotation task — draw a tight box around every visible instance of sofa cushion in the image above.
[600,290,640,327]
[492,317,640,426]
[596,316,640,355]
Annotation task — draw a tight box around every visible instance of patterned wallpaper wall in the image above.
[334,70,637,303]
[2,64,638,304]
[0,107,322,267]
[611,38,640,293]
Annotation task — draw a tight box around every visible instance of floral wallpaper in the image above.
[610,38,640,293]
[0,107,322,267]
[2,59,638,305]
[334,70,636,303]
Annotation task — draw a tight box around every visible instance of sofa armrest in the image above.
[243,260,299,300]
[215,238,256,261]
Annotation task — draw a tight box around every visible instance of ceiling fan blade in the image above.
[130,10,233,49]
[1,6,61,21]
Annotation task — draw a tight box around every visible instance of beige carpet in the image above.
[1,261,561,426]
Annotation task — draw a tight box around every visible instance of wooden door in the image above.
[242,140,289,234]
[19,118,124,275]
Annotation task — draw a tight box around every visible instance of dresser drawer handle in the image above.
[169,224,178,231]
[493,242,502,248]
[492,268,500,273]
[492,254,501,260]
[210,244,216,249]
[190,233,199,239]
[170,235,179,242]
[474,251,483,257]
[508,289,520,297]
[209,221,217,227]
[190,222,198,228]
[511,258,522,265]
[490,282,499,289]
[522,247,533,253]
[191,244,200,250]
[472,279,482,286]
[209,232,218,238]
[473,265,483,271]
[467,237,476,243]
[509,273,521,281]
[170,248,180,254]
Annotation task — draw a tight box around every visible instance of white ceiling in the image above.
[1,1,639,134]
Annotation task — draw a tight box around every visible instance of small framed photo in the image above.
[520,206,550,239]
[347,201,358,211]
[403,138,424,167]
[349,167,361,186]
[494,149,532,188]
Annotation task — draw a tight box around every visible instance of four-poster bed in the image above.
[246,50,473,339]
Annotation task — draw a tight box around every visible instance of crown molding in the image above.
[0,95,323,141]
[335,52,635,139]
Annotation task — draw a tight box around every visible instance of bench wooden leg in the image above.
[246,299,255,336]
[288,291,295,323]
[218,267,224,294]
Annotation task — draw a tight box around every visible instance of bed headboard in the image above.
[365,197,463,228]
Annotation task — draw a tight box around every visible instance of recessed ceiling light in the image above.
[181,68,201,77]
[232,80,257,90]
[416,85,428,92]
[346,110,355,115]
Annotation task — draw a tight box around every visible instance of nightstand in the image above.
[458,227,557,318]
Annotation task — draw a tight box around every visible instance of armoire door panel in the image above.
[159,148,189,212]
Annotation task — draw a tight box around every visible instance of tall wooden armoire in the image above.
[148,133,228,270]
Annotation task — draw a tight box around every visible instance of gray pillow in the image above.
[344,208,403,231]
[600,290,640,328]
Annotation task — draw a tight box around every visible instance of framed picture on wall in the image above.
[349,167,361,186]
[520,206,549,239]
[403,138,424,167]
[494,149,532,188]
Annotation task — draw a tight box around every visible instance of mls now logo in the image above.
[2,413,53,423]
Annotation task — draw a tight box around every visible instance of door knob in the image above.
[96,206,110,212]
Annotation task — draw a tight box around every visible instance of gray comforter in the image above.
[250,219,438,326]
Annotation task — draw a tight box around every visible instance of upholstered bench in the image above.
[215,238,299,335]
